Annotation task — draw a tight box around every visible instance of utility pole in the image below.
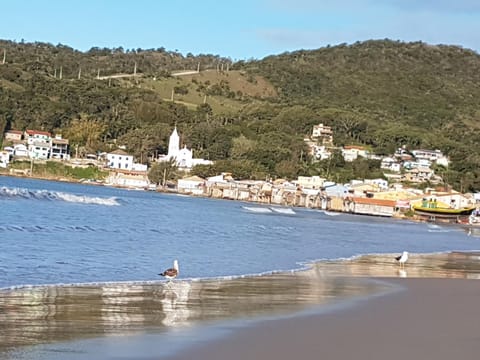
[2,49,5,64]
[134,61,137,76]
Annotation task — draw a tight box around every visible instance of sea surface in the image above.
[1,175,479,359]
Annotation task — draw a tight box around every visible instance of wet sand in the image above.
[3,252,480,359]
[171,277,480,360]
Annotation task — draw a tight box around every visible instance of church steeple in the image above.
[167,126,180,160]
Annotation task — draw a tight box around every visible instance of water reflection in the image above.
[3,251,480,357]
[314,251,480,279]
[0,269,387,355]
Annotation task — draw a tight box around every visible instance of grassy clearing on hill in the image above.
[139,69,277,114]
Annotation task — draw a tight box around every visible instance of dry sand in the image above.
[171,278,480,360]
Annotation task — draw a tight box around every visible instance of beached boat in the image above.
[412,199,476,217]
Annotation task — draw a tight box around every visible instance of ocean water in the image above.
[1,175,480,358]
[0,176,478,289]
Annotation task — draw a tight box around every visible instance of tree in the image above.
[62,114,106,154]
[230,135,256,159]
[148,159,178,185]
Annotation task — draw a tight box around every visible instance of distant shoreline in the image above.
[1,172,476,229]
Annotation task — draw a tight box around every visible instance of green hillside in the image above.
[1,39,480,190]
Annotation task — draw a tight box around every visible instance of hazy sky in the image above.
[2,0,479,59]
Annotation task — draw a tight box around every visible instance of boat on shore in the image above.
[412,199,476,217]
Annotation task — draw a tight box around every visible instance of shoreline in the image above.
[3,251,480,359]
[2,173,476,228]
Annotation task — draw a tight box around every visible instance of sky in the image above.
[1,0,479,60]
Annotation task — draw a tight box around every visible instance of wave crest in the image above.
[0,186,120,206]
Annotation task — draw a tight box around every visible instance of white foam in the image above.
[270,207,296,215]
[242,206,273,213]
[0,186,120,206]
[324,210,341,216]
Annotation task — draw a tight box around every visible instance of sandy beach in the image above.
[171,277,480,360]
[2,252,480,359]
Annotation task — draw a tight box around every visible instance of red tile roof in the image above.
[352,197,396,207]
[25,129,51,136]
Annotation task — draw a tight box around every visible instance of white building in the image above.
[0,151,9,168]
[159,127,213,170]
[107,149,134,170]
[177,175,206,195]
[105,170,150,189]
[342,146,369,162]
[13,144,28,157]
[311,123,333,144]
[381,157,401,172]
[24,130,51,160]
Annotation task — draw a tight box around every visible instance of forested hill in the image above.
[1,39,480,190]
[246,40,480,146]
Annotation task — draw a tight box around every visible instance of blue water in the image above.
[0,175,478,289]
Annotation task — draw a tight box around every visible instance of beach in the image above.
[171,277,480,360]
[3,252,480,359]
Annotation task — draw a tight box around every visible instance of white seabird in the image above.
[395,251,409,267]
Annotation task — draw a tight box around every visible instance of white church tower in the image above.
[167,126,180,160]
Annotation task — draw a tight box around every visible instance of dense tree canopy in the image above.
[1,39,480,190]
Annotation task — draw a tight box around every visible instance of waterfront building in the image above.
[50,135,70,160]
[107,149,134,170]
[25,130,51,160]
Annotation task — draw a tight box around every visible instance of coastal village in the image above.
[1,123,479,223]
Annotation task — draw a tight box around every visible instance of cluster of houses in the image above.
[176,173,479,220]
[1,129,70,168]
[304,123,450,184]
[2,124,479,220]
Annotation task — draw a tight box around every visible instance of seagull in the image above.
[158,260,179,282]
[395,251,409,267]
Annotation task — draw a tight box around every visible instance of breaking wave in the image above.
[0,186,120,206]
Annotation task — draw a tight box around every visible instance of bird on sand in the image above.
[395,251,409,267]
[158,259,179,281]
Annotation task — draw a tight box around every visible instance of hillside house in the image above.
[412,149,444,162]
[342,146,368,162]
[311,123,333,145]
[381,157,401,172]
[4,130,23,142]
[405,167,434,182]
